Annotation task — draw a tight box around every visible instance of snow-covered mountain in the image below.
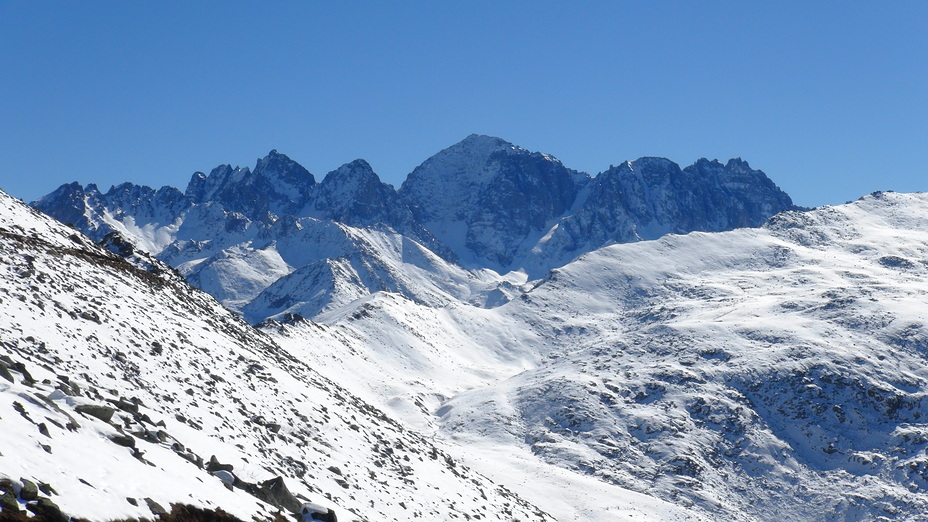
[33,135,794,322]
[267,191,928,521]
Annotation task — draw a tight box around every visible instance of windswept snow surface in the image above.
[271,192,928,521]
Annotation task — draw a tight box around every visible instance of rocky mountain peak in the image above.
[181,151,315,219]
[32,181,103,234]
[253,149,315,189]
[320,158,378,186]
[311,159,416,231]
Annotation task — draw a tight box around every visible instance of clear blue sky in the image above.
[1,2,926,207]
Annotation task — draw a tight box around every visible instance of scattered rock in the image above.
[126,497,138,506]
[177,450,203,468]
[79,310,101,323]
[38,423,50,437]
[10,361,35,385]
[110,398,139,414]
[38,483,56,496]
[12,401,33,423]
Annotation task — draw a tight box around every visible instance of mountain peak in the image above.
[318,159,381,191]
[725,157,749,169]
[334,158,374,175]
[254,149,314,185]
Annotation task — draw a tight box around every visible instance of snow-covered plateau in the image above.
[6,136,928,521]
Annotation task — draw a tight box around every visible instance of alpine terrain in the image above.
[3,135,927,521]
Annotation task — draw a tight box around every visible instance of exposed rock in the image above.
[26,497,67,522]
[252,476,301,513]
[207,455,233,473]
[0,491,19,513]
[19,479,38,501]
[144,497,167,516]
[75,404,115,423]
[0,361,13,383]
[110,434,136,448]
[10,361,35,385]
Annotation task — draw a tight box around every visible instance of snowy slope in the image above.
[442,191,928,521]
[242,224,521,322]
[265,192,928,521]
[0,189,554,522]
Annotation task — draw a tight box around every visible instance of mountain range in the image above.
[33,134,795,321]
[5,136,927,521]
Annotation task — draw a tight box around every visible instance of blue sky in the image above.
[1,2,925,207]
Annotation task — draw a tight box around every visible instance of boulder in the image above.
[144,497,167,516]
[207,455,233,473]
[254,476,301,513]
[19,479,38,501]
[0,491,19,513]
[0,362,13,383]
[110,434,136,448]
[75,404,116,423]
[26,497,67,522]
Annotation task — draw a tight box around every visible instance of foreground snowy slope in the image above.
[0,189,555,522]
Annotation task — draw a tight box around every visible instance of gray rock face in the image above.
[400,137,794,274]
[528,157,796,273]
[311,159,403,225]
[186,150,315,219]
[399,135,587,268]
